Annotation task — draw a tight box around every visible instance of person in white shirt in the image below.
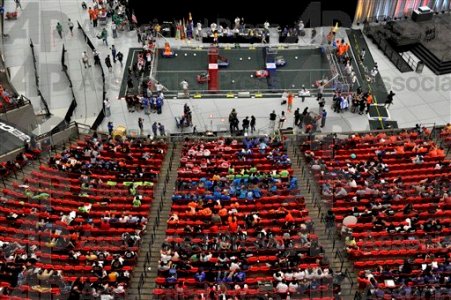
[288,281,299,293]
[276,281,289,293]
[264,21,270,30]
[284,270,294,281]
[180,79,189,97]
[273,271,284,282]
[155,81,164,93]
[81,51,91,68]
[103,98,111,117]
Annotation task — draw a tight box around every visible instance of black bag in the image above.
[281,100,287,105]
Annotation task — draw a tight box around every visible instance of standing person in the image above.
[56,22,63,39]
[158,123,165,136]
[116,51,124,67]
[14,0,22,10]
[103,98,111,117]
[111,22,118,39]
[111,45,117,63]
[250,115,256,134]
[105,55,112,72]
[68,19,74,36]
[318,97,325,114]
[156,95,163,114]
[92,11,98,28]
[294,108,301,127]
[278,111,286,129]
[101,28,108,46]
[81,51,91,68]
[287,92,294,112]
[138,118,144,136]
[152,122,158,137]
[300,107,309,128]
[269,110,277,131]
[385,90,395,108]
[320,110,327,128]
[180,79,189,98]
[127,78,134,90]
[242,117,250,134]
[300,85,308,102]
[107,122,114,136]
[366,92,373,114]
[228,109,238,134]
[93,50,100,66]
[360,48,366,61]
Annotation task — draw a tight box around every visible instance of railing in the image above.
[77,21,107,131]
[29,39,51,117]
[288,124,443,297]
[400,51,419,71]
[325,45,352,92]
[135,143,177,300]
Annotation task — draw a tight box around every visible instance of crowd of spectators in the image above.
[0,133,167,298]
[154,137,341,299]
[302,127,450,298]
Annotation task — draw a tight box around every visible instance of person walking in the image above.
[68,19,74,36]
[152,122,158,137]
[107,121,114,136]
[278,111,286,129]
[180,79,189,98]
[116,51,124,67]
[103,98,111,117]
[56,22,63,39]
[385,90,395,108]
[105,55,112,72]
[14,0,22,10]
[250,115,256,134]
[158,123,165,136]
[269,110,277,132]
[320,110,327,128]
[81,51,91,68]
[111,23,118,39]
[101,28,108,46]
[111,45,117,63]
[138,118,144,136]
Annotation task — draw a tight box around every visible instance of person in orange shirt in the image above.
[395,145,405,154]
[92,10,98,28]
[228,215,238,232]
[287,93,294,112]
[285,211,295,223]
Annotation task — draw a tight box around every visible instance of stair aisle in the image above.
[287,144,358,300]
[128,143,182,300]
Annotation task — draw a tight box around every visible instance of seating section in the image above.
[0,135,167,298]
[154,137,336,299]
[0,83,24,112]
[301,130,451,298]
[0,150,41,181]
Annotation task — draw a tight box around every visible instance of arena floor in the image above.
[119,47,331,96]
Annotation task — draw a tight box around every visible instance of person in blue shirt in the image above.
[142,96,150,115]
[194,269,206,282]
[156,96,163,114]
[107,122,114,136]
[150,96,156,112]
[289,177,298,190]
